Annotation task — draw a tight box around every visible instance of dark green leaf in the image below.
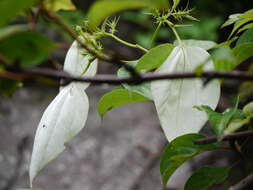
[0,0,36,26]
[0,32,55,67]
[160,134,218,186]
[98,88,149,116]
[184,166,230,190]
[87,0,169,30]
[237,27,253,45]
[136,43,175,72]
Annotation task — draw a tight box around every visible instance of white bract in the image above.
[60,41,98,91]
[29,40,97,187]
[151,45,220,141]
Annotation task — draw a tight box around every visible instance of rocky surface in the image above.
[0,84,237,190]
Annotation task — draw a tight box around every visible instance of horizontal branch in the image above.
[8,68,253,85]
[195,130,253,145]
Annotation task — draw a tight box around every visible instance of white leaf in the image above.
[151,46,220,141]
[61,40,98,90]
[29,84,89,186]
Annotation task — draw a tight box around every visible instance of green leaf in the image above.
[0,24,28,41]
[233,42,253,63]
[212,47,238,71]
[221,13,242,28]
[98,89,149,116]
[160,134,218,186]
[184,166,230,190]
[0,32,55,67]
[228,9,253,38]
[117,61,152,99]
[237,27,253,45]
[237,23,253,34]
[136,43,175,72]
[196,98,241,138]
[243,102,253,116]
[43,0,76,12]
[0,0,36,26]
[174,40,217,50]
[87,0,169,30]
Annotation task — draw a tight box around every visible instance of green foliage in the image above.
[87,0,169,30]
[98,88,149,117]
[0,0,36,26]
[160,134,218,186]
[184,167,230,190]
[212,47,238,71]
[195,98,244,138]
[136,43,175,72]
[225,9,253,38]
[237,27,253,45]
[177,17,223,41]
[233,43,253,64]
[0,25,28,41]
[43,0,76,12]
[0,32,55,67]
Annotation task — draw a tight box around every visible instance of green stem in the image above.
[165,20,182,45]
[150,22,162,48]
[104,32,148,53]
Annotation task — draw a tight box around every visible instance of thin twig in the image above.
[195,130,253,145]
[3,67,253,85]
[229,173,253,190]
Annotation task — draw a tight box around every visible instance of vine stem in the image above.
[104,32,148,53]
[40,8,141,78]
[150,22,162,47]
[165,20,182,45]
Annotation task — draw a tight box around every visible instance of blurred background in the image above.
[1,0,253,190]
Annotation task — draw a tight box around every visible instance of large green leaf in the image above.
[0,0,36,26]
[184,167,230,190]
[87,0,169,30]
[43,0,76,12]
[98,88,149,116]
[233,42,253,63]
[237,27,253,45]
[0,32,55,67]
[160,134,218,186]
[136,43,175,72]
